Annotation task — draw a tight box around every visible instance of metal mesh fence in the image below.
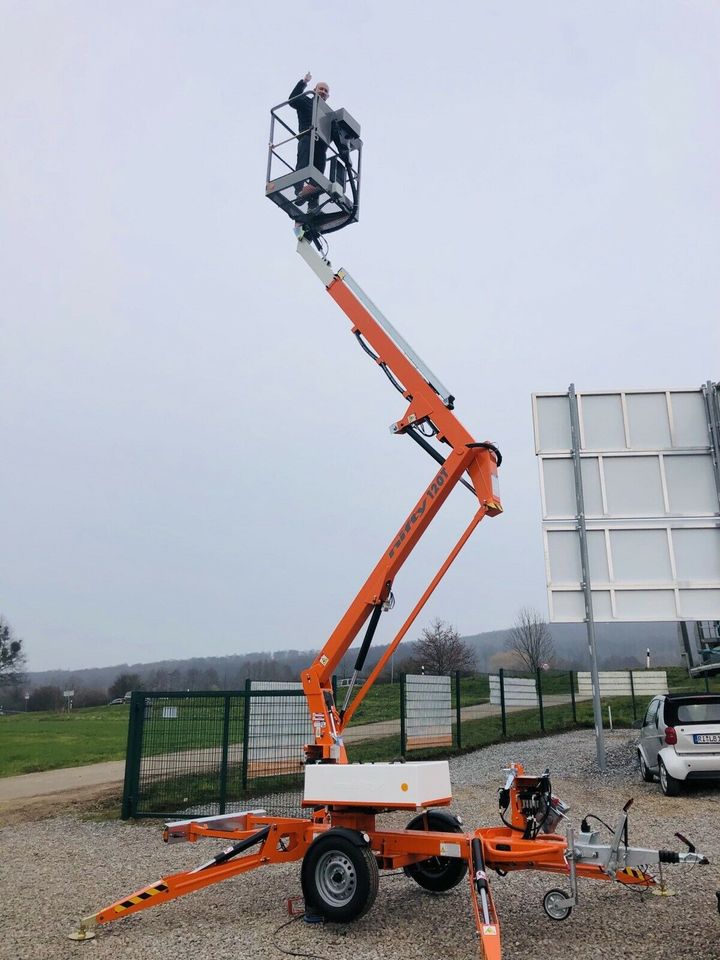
[123,688,308,820]
[399,671,583,756]
[405,675,452,749]
[123,668,699,819]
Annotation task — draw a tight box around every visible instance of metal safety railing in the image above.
[266,93,361,192]
[265,91,362,236]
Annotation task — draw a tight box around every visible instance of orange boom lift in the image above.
[70,93,710,956]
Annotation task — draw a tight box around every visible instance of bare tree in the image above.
[28,685,64,711]
[505,607,555,672]
[74,687,108,708]
[414,619,476,675]
[108,672,142,701]
[0,617,25,686]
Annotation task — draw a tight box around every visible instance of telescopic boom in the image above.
[295,239,502,761]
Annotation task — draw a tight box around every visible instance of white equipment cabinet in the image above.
[303,761,452,809]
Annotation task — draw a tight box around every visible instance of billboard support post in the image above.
[568,383,606,772]
[702,380,720,509]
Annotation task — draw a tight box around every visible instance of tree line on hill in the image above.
[3,620,481,711]
[0,612,681,713]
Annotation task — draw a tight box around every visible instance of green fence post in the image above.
[537,669,545,732]
[121,691,146,820]
[629,670,637,721]
[218,694,231,814]
[241,678,252,791]
[455,671,462,749]
[400,673,407,758]
[569,671,577,723]
[499,669,507,737]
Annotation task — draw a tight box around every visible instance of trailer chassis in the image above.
[71,764,708,959]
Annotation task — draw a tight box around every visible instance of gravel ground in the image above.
[2,730,718,960]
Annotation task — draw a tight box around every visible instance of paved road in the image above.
[0,694,588,802]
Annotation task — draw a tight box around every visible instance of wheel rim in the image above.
[418,855,449,877]
[640,756,647,777]
[315,851,357,908]
[659,763,667,792]
[545,892,569,919]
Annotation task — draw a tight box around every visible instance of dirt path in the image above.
[0,759,126,802]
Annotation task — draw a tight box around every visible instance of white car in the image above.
[637,694,720,796]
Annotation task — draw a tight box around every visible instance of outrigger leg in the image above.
[468,837,501,960]
[69,813,313,941]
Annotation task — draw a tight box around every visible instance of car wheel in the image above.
[658,758,681,797]
[638,751,654,783]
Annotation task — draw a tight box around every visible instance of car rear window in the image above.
[667,699,720,725]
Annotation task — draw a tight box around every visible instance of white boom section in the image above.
[296,239,454,407]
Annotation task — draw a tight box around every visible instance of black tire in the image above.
[543,888,573,921]
[301,831,379,922]
[658,758,681,797]
[403,810,468,892]
[638,751,654,783]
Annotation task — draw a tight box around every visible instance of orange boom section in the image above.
[296,242,502,761]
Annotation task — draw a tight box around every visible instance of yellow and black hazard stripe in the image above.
[113,882,169,914]
[617,867,648,880]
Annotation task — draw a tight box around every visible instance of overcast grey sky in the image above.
[2,1,718,672]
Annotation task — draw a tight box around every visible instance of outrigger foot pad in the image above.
[650,886,676,897]
[68,917,97,941]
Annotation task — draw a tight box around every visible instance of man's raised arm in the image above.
[289,71,312,103]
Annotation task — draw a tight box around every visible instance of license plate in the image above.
[693,734,720,744]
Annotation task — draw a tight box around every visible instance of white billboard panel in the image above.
[544,521,720,621]
[534,389,713,454]
[533,387,720,623]
[539,453,717,520]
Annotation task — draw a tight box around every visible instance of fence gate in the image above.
[122,687,309,820]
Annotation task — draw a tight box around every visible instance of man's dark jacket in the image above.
[289,79,314,130]
[289,79,328,175]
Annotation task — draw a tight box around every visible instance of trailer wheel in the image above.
[543,888,573,921]
[301,831,378,922]
[403,810,468,892]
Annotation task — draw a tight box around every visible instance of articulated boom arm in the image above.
[297,240,502,761]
